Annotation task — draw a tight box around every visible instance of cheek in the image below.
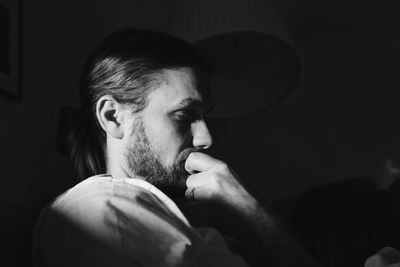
[165,127,190,156]
[147,120,189,164]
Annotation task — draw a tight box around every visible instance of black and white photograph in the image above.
[1,0,400,266]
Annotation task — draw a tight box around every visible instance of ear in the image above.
[95,95,127,139]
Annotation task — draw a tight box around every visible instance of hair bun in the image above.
[56,107,89,155]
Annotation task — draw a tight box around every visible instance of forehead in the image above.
[145,67,210,112]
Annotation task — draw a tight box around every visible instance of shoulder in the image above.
[48,174,189,225]
[33,175,248,267]
[33,175,194,266]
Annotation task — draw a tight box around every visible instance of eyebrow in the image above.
[173,97,213,113]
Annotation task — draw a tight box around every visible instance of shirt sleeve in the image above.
[33,176,248,267]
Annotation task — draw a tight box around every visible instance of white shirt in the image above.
[33,175,248,267]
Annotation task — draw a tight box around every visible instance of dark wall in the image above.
[1,1,400,265]
[215,33,400,203]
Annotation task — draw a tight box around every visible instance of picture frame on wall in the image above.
[0,0,22,99]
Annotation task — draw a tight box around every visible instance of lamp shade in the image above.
[167,0,300,119]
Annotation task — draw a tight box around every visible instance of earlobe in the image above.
[96,95,125,139]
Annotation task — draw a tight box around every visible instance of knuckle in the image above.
[216,161,229,172]
[209,174,219,185]
[206,173,221,189]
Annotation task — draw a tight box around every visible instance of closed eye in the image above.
[174,110,198,124]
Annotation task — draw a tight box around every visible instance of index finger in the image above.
[184,152,219,174]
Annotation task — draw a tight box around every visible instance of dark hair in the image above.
[57,28,211,181]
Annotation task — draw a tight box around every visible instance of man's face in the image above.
[125,67,213,197]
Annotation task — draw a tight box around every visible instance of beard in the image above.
[125,119,194,198]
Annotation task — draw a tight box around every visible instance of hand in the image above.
[182,152,321,267]
[365,247,400,267]
[183,151,266,256]
[184,152,258,217]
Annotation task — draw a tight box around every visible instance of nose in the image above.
[192,120,213,150]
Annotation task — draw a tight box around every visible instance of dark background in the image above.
[1,0,400,266]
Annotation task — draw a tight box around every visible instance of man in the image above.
[34,28,319,266]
